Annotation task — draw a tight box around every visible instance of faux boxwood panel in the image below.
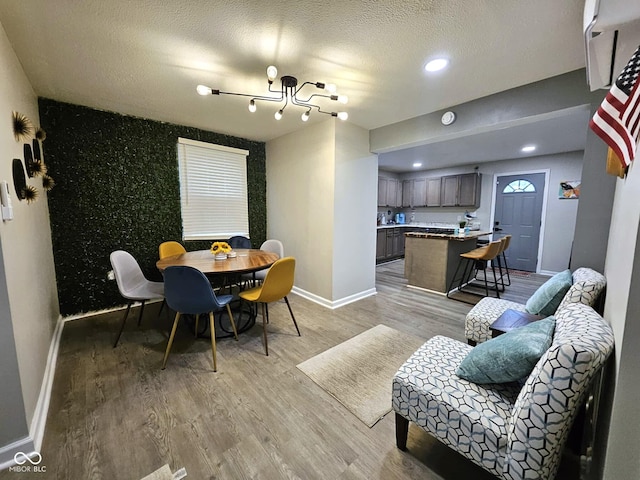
[38,98,266,316]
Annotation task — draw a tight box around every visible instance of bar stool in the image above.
[446,240,503,301]
[495,235,512,287]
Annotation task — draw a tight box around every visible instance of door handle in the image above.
[494,227,503,232]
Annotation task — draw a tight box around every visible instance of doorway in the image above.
[493,173,546,272]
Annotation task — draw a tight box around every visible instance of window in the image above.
[502,179,536,193]
[177,138,249,240]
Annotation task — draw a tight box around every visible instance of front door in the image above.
[493,173,545,272]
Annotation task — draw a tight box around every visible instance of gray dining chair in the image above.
[110,250,165,348]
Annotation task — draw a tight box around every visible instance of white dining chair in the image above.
[110,250,165,348]
[242,239,284,287]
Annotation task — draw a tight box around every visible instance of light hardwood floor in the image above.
[2,261,577,480]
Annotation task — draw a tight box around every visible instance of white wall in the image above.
[266,119,336,301]
[266,118,377,306]
[0,19,59,436]
[602,159,640,479]
[333,121,377,301]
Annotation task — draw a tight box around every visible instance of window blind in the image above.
[177,138,249,240]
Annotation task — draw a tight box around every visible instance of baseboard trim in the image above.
[0,436,35,472]
[538,270,556,276]
[29,314,65,452]
[291,287,377,309]
[62,299,163,323]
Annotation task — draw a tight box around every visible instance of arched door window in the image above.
[502,179,536,193]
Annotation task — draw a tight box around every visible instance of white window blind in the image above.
[177,138,250,240]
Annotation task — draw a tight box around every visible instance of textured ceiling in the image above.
[0,0,587,145]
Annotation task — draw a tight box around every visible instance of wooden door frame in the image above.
[488,169,550,274]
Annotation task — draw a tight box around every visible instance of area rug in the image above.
[297,324,425,427]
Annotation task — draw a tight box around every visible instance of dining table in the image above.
[156,248,279,338]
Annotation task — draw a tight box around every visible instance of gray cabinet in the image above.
[376,229,386,261]
[440,173,481,207]
[441,175,459,206]
[426,177,442,206]
[402,178,427,207]
[377,177,388,206]
[378,176,402,207]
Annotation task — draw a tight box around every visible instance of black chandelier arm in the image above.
[294,81,324,96]
[218,90,284,102]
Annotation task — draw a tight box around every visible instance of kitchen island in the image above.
[404,231,491,294]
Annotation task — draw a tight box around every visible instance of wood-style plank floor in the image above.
[2,261,578,480]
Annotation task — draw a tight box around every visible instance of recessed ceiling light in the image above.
[521,145,536,153]
[425,58,449,72]
[413,162,423,168]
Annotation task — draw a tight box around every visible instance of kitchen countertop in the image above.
[404,230,491,240]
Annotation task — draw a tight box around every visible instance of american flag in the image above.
[590,45,640,168]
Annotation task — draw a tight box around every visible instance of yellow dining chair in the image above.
[159,241,186,259]
[238,257,300,356]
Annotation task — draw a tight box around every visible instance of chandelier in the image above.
[196,65,348,122]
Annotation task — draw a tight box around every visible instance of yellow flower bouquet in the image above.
[210,241,232,255]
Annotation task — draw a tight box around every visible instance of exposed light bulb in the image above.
[266,65,278,82]
[196,84,212,96]
[337,111,348,121]
[425,58,449,72]
[521,145,536,153]
[248,100,257,113]
[275,109,283,120]
[413,162,423,168]
[301,111,310,122]
[337,95,348,104]
[325,83,337,94]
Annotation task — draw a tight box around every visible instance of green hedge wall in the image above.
[38,98,266,316]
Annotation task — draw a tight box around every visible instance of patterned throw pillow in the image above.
[525,269,572,316]
[456,317,556,384]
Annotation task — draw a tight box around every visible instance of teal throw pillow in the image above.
[456,317,556,384]
[525,269,572,316]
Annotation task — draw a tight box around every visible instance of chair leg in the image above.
[226,304,239,340]
[194,314,199,338]
[502,252,511,286]
[261,303,269,356]
[158,299,167,318]
[491,262,501,299]
[209,312,217,372]
[137,300,146,326]
[162,312,182,369]
[113,302,133,348]
[284,296,301,336]
[395,413,409,451]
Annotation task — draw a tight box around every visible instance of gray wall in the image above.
[570,97,615,274]
[0,239,30,458]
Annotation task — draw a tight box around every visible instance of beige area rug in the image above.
[297,324,425,427]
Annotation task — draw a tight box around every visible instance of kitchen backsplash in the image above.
[377,207,484,230]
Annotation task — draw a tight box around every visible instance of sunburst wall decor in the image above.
[12,111,33,142]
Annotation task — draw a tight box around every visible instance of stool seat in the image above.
[446,240,503,302]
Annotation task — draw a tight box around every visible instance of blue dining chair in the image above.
[161,266,238,371]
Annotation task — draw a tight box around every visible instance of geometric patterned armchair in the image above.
[465,267,607,345]
[392,301,614,480]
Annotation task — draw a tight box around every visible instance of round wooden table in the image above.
[156,248,278,339]
[156,248,278,275]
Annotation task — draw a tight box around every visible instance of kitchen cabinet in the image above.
[376,229,386,261]
[385,228,394,258]
[440,173,481,207]
[377,177,388,206]
[441,175,459,206]
[458,173,480,206]
[393,228,405,256]
[378,176,401,207]
[425,177,441,206]
[401,178,428,207]
[376,227,408,263]
[401,180,413,207]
